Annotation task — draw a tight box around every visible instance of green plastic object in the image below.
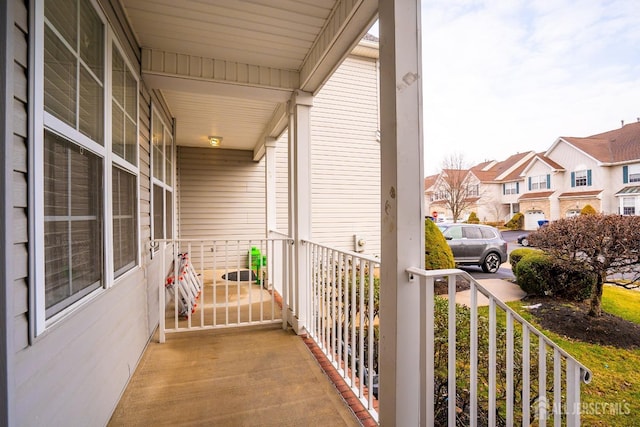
[248,247,267,284]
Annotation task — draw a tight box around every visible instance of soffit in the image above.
[120,0,378,155]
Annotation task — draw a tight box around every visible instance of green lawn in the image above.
[507,286,640,426]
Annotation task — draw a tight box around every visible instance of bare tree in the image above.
[529,214,640,317]
[437,153,481,222]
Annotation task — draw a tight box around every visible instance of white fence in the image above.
[303,240,381,421]
[155,238,294,342]
[406,267,592,427]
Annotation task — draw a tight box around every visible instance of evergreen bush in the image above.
[424,219,455,270]
[509,248,541,272]
[466,211,480,224]
[580,204,597,215]
[504,212,524,230]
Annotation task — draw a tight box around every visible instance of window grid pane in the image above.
[113,167,137,277]
[79,66,103,144]
[44,131,103,317]
[44,25,77,127]
[153,184,163,240]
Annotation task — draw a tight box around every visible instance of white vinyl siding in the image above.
[14,1,155,425]
[274,54,381,255]
[12,0,30,351]
[178,147,267,239]
[310,54,380,256]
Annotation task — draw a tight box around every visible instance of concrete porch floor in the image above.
[108,325,362,426]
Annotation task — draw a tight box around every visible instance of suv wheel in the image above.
[481,252,501,273]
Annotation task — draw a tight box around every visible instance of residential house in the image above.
[425,151,535,224]
[518,121,640,229]
[0,1,589,425]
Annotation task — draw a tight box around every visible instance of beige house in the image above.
[426,122,640,230]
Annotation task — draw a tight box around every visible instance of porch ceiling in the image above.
[120,0,378,157]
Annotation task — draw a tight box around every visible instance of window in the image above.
[623,165,640,183]
[529,175,548,190]
[151,109,174,247]
[38,0,140,325]
[467,184,479,197]
[503,182,519,195]
[571,169,592,187]
[623,198,636,216]
[462,226,482,239]
[44,131,103,317]
[111,46,139,278]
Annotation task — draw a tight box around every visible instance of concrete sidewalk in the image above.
[449,278,526,307]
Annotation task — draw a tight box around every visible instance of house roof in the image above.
[559,121,640,163]
[615,186,640,195]
[423,175,438,191]
[557,190,603,198]
[518,191,555,201]
[470,151,536,182]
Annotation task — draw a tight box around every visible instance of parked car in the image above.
[517,233,531,246]
[437,223,508,273]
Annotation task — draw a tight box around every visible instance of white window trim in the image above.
[110,33,140,283]
[150,104,175,254]
[31,0,141,336]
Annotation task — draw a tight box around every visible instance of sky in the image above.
[369,0,640,175]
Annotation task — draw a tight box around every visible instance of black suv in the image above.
[437,223,508,273]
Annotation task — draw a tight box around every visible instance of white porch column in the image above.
[264,137,280,294]
[265,137,277,235]
[288,90,313,334]
[378,0,425,425]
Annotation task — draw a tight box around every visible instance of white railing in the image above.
[155,238,294,342]
[303,240,380,421]
[406,267,592,427]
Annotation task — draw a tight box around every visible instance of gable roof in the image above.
[470,151,536,182]
[555,121,640,164]
[520,152,565,175]
[423,174,438,191]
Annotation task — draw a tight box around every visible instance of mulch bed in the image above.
[520,296,640,350]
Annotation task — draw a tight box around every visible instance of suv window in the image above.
[444,226,462,239]
[462,226,482,239]
[480,228,497,239]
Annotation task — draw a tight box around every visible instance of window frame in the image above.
[150,105,175,254]
[504,182,518,195]
[530,175,548,191]
[31,0,141,335]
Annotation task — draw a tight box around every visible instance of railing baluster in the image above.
[212,241,217,327]
[539,336,547,426]
[489,296,497,427]
[358,258,365,398]
[469,281,478,427]
[506,311,514,426]
[367,260,374,409]
[424,275,435,427]
[523,326,531,425]
[447,274,456,426]
[553,348,562,427]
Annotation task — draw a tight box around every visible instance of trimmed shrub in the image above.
[509,248,542,272]
[514,252,595,300]
[550,261,595,301]
[504,212,524,230]
[580,204,597,215]
[515,252,554,295]
[425,219,455,270]
[466,211,480,224]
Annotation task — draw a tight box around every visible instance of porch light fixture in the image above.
[209,136,222,147]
